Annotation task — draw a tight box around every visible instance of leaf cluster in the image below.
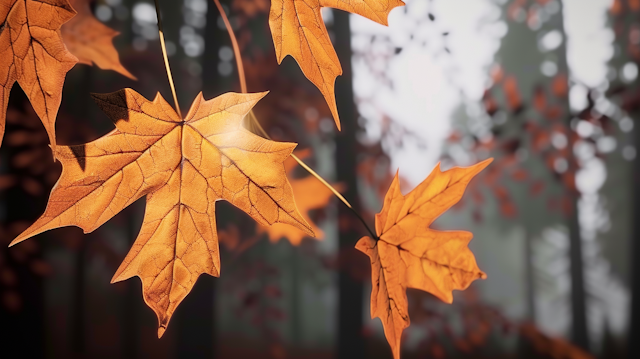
[1,0,491,357]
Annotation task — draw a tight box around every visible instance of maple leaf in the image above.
[9,88,314,336]
[355,159,492,359]
[61,0,135,79]
[259,151,344,245]
[0,0,78,151]
[268,0,404,130]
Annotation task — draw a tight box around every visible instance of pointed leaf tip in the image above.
[269,0,403,131]
[355,236,375,254]
[475,157,494,170]
[0,0,77,154]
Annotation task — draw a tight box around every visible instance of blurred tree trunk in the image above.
[627,114,640,358]
[566,191,589,350]
[524,231,536,322]
[0,88,47,358]
[631,109,640,357]
[171,0,240,356]
[171,1,217,358]
[544,3,590,349]
[121,204,142,359]
[333,10,366,359]
[489,0,589,350]
[70,64,95,358]
[613,0,640,356]
[556,2,589,351]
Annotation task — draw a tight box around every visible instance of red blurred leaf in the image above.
[503,76,523,113]
[511,168,528,181]
[530,180,545,196]
[500,202,517,218]
[534,86,547,113]
[552,74,568,98]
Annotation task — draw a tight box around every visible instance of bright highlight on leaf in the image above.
[9,88,314,337]
[62,0,136,79]
[0,0,79,151]
[268,0,404,130]
[356,159,492,359]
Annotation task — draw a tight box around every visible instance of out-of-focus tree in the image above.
[603,0,640,357]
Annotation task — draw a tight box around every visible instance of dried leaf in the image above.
[0,0,79,151]
[268,0,404,130]
[355,160,491,359]
[10,88,313,336]
[62,0,135,79]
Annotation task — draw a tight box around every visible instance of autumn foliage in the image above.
[1,0,500,357]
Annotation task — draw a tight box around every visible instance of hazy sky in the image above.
[352,0,503,185]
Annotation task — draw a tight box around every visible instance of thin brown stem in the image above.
[246,113,351,204]
[212,1,377,239]
[153,0,182,117]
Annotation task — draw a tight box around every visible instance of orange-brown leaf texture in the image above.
[355,159,492,359]
[261,154,344,245]
[62,0,135,79]
[0,0,78,151]
[9,89,314,336]
[269,0,404,130]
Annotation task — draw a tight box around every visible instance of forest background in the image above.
[0,0,637,358]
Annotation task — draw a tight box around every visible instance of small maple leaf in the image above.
[269,0,404,130]
[259,151,344,245]
[62,0,135,79]
[355,159,492,359]
[0,0,78,151]
[9,88,313,336]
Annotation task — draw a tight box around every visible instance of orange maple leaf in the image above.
[62,0,135,79]
[9,88,313,336]
[260,151,345,245]
[0,0,78,151]
[268,0,404,130]
[355,159,492,359]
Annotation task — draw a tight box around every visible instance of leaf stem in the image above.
[153,0,182,117]
[246,112,377,239]
[213,1,377,239]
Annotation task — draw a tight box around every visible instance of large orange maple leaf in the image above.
[269,0,404,130]
[356,159,492,359]
[0,0,78,151]
[61,0,135,79]
[9,88,313,336]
